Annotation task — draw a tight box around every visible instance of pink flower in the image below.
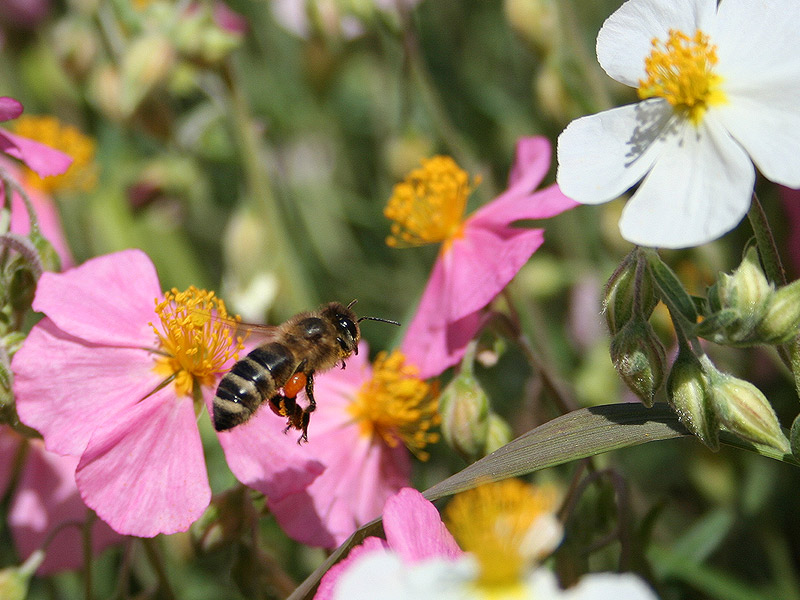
[390,137,578,378]
[11,249,322,537]
[315,488,463,600]
[258,347,439,548]
[0,97,72,178]
[0,427,122,574]
[1,156,74,268]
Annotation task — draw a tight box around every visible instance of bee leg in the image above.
[268,394,289,417]
[304,372,317,413]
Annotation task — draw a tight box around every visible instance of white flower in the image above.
[556,0,800,249]
[333,550,661,600]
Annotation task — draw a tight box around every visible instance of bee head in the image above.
[322,301,400,358]
[321,302,361,357]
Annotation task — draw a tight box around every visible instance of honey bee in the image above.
[213,300,398,442]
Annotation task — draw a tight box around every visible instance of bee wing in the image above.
[199,311,280,344]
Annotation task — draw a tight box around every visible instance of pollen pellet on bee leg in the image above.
[284,372,307,398]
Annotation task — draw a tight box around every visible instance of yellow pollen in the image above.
[12,115,97,193]
[444,480,560,591]
[637,29,727,126]
[150,286,245,398]
[347,350,440,459]
[384,156,479,248]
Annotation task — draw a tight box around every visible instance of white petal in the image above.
[597,0,716,87]
[560,573,660,600]
[557,100,671,204]
[619,115,754,248]
[712,0,800,187]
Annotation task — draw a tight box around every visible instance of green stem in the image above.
[142,538,176,600]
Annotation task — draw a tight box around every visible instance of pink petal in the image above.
[216,407,325,500]
[443,225,546,320]
[32,249,162,347]
[269,427,410,547]
[13,319,163,457]
[0,128,73,178]
[383,488,462,562]
[402,309,483,379]
[507,136,552,189]
[315,537,388,600]
[9,440,123,574]
[2,157,74,268]
[75,388,210,537]
[0,97,23,121]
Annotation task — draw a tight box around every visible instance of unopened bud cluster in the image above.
[666,348,790,453]
[703,248,800,345]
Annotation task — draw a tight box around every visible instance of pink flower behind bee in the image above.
[399,137,578,378]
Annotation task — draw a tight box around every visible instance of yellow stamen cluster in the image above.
[151,287,244,398]
[384,156,478,249]
[348,350,441,459]
[444,480,560,591]
[637,29,726,125]
[13,115,97,193]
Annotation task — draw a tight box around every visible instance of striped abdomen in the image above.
[213,342,297,431]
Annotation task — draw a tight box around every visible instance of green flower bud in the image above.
[706,364,790,453]
[666,350,718,450]
[756,279,800,344]
[610,319,666,407]
[790,414,800,462]
[191,487,250,554]
[0,550,44,600]
[439,371,490,460]
[603,255,656,335]
[484,412,512,455]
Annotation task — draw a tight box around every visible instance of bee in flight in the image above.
[213,301,398,442]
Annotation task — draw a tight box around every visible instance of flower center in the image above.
[12,115,97,193]
[444,480,561,593]
[150,286,245,398]
[347,350,441,459]
[384,156,478,248]
[637,29,727,126]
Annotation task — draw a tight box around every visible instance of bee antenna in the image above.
[358,315,401,326]
[347,299,358,309]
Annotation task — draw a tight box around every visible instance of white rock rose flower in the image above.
[556,0,800,249]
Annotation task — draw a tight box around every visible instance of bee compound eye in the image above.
[336,337,348,351]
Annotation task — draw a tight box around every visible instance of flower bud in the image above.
[191,487,250,554]
[503,0,557,54]
[666,350,718,450]
[603,256,655,335]
[484,412,512,455]
[708,247,773,343]
[439,371,490,460]
[609,319,666,407]
[756,279,800,344]
[706,366,790,453]
[0,550,44,600]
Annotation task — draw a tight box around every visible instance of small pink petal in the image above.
[32,249,162,347]
[0,97,23,121]
[216,407,324,500]
[0,128,73,178]
[76,388,210,537]
[507,136,552,189]
[13,319,163,457]
[9,440,122,574]
[315,537,388,600]
[383,488,462,563]
[213,2,248,34]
